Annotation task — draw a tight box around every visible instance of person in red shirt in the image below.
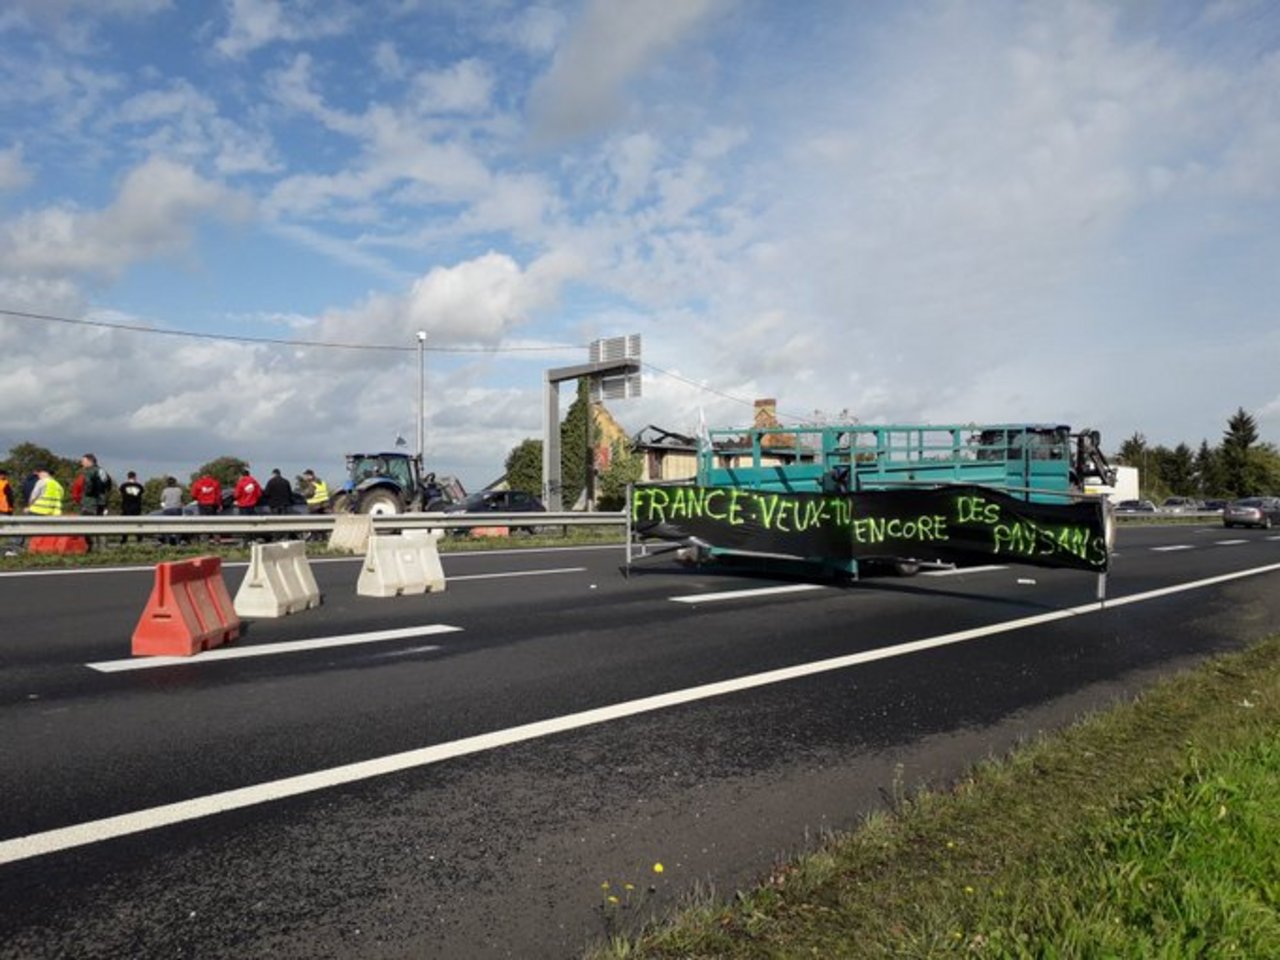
[191,474,222,515]
[233,468,262,515]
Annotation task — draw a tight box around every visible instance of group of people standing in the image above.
[182,468,330,515]
[0,454,115,518]
[0,458,331,518]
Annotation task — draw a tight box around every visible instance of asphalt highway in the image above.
[2,525,1279,958]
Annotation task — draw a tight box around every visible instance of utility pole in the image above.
[416,331,427,465]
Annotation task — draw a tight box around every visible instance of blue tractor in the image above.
[331,452,464,516]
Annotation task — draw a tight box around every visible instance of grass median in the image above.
[0,526,625,571]
[591,636,1280,958]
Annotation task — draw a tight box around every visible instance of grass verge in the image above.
[0,527,624,571]
[592,636,1280,958]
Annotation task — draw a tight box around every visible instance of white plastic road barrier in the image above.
[233,541,323,618]
[357,531,447,598]
[328,514,374,555]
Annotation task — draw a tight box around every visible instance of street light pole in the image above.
[416,331,427,465]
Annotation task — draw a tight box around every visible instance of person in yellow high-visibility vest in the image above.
[27,469,65,516]
[301,469,331,513]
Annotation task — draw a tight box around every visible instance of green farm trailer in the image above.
[686,422,1117,576]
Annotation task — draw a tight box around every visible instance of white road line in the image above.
[7,559,1280,866]
[1268,535,1280,542]
[1151,545,1194,552]
[1215,540,1248,546]
[669,583,827,604]
[85,625,461,673]
[451,566,585,582]
[922,565,1007,577]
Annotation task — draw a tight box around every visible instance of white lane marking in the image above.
[1151,545,1194,552]
[451,566,585,582]
[922,565,1007,577]
[1215,540,1248,546]
[8,559,1280,867]
[1268,535,1280,541]
[669,583,827,604]
[86,625,461,673]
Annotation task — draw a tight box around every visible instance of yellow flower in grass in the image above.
[653,862,665,874]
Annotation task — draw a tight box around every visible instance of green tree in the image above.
[504,439,543,496]
[559,379,594,509]
[1160,442,1195,495]
[596,439,643,510]
[1194,440,1223,497]
[191,456,249,489]
[1221,408,1259,496]
[1247,444,1280,494]
[1116,432,1147,466]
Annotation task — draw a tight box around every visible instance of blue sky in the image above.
[1,0,1278,488]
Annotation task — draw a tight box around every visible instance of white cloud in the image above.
[113,79,281,175]
[0,156,249,278]
[487,4,566,55]
[528,0,722,142]
[0,145,32,191]
[315,249,584,348]
[215,0,352,58]
[410,59,494,115]
[264,54,495,221]
[373,41,405,80]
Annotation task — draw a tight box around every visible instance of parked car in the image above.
[1223,497,1280,529]
[443,489,546,514]
[1160,497,1199,513]
[1115,499,1157,513]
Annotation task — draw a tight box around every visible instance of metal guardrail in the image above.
[0,511,628,538]
[0,508,1226,538]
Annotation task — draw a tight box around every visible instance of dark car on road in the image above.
[1115,499,1157,513]
[1223,497,1280,529]
[444,489,546,515]
[443,489,546,534]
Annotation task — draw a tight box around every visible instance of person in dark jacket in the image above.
[264,468,293,514]
[118,471,145,544]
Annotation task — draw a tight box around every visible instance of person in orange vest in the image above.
[233,468,262,515]
[0,469,14,517]
[0,468,16,555]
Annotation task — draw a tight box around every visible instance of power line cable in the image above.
[4,306,825,423]
[640,361,819,425]
[0,307,583,354]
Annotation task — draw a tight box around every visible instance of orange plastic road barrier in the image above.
[131,556,241,657]
[470,526,510,538]
[27,536,89,555]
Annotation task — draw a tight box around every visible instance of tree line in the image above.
[1116,407,1280,501]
